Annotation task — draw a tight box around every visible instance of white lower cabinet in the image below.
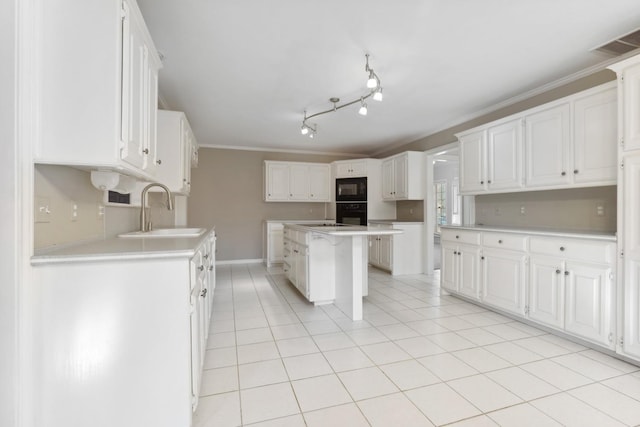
[31,230,216,427]
[441,227,617,351]
[369,235,392,271]
[481,248,527,316]
[528,255,565,329]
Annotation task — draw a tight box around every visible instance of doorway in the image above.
[432,149,460,269]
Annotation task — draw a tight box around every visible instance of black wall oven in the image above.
[336,177,367,202]
[336,202,367,226]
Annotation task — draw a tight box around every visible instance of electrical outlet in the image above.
[520,206,526,215]
[71,202,78,222]
[35,197,51,223]
[596,203,605,217]
[97,204,105,220]
[494,207,501,216]
[409,208,414,214]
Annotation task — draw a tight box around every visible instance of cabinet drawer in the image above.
[482,233,528,252]
[529,237,614,264]
[441,229,481,245]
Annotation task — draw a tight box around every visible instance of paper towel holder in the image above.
[90,171,137,194]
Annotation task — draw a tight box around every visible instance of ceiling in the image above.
[137,0,640,157]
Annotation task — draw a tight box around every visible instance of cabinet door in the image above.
[441,242,458,292]
[623,152,640,358]
[525,103,571,187]
[458,244,480,299]
[350,161,368,177]
[308,165,330,201]
[573,88,617,184]
[336,163,353,178]
[481,248,526,315]
[379,235,393,270]
[381,159,395,199]
[145,64,159,174]
[268,225,284,264]
[487,119,523,191]
[120,5,147,170]
[565,262,613,347]
[528,255,564,329]
[393,155,409,199]
[189,283,201,410]
[289,165,310,200]
[459,130,486,194]
[266,163,290,201]
[369,237,381,266]
[620,62,640,151]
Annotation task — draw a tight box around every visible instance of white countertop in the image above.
[284,223,403,236]
[265,219,335,223]
[32,229,214,265]
[441,224,616,241]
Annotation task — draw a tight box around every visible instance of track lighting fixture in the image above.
[299,53,383,138]
[358,98,368,116]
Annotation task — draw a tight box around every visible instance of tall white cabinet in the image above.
[610,54,640,362]
[36,0,162,180]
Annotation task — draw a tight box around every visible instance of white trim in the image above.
[216,258,263,265]
[199,143,367,158]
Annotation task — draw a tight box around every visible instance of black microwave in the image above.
[336,177,367,202]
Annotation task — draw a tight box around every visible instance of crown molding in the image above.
[199,143,367,158]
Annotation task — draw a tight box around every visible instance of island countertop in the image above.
[283,223,403,236]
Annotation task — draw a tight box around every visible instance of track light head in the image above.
[373,87,383,102]
[358,98,368,116]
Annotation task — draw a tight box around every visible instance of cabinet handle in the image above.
[208,266,214,271]
[200,288,207,297]
[560,246,565,251]
[488,180,492,184]
[455,235,459,239]
[310,194,314,197]
[204,254,209,259]
[198,265,204,271]
[561,171,566,176]
[481,256,485,260]
[556,269,561,274]
[573,169,579,174]
[156,159,162,165]
[480,180,484,184]
[143,148,149,154]
[564,271,569,276]
[453,251,457,255]
[458,252,462,256]
[498,240,503,244]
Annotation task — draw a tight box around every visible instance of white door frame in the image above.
[423,142,474,276]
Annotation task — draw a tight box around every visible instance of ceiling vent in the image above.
[593,27,640,56]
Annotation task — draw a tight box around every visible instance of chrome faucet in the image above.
[140,183,174,232]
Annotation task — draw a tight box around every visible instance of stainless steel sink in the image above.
[118,228,206,238]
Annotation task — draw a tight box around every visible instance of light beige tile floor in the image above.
[193,264,640,427]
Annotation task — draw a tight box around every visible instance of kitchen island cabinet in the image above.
[31,229,216,427]
[368,221,425,275]
[283,223,401,320]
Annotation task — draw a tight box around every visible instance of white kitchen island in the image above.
[283,223,402,320]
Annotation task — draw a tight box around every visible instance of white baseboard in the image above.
[215,258,263,265]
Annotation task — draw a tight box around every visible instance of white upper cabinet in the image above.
[381,152,424,200]
[264,161,330,202]
[153,110,196,195]
[459,119,523,194]
[610,55,640,151]
[37,0,162,180]
[524,103,571,188]
[572,87,617,184]
[457,83,617,195]
[334,160,368,177]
